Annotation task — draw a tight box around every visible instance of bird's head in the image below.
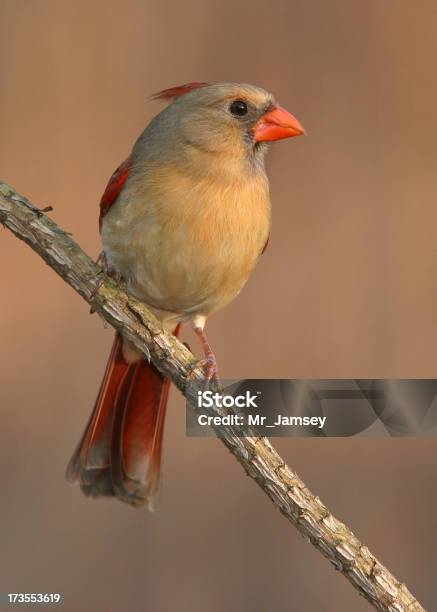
[145,82,305,169]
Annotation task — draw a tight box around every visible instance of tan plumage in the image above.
[67,82,304,507]
[102,153,270,330]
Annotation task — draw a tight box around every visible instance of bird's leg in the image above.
[192,327,219,382]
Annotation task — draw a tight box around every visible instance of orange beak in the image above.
[253,105,306,142]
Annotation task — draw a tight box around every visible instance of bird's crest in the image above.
[152,82,209,101]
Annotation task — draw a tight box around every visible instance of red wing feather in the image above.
[152,82,208,101]
[99,157,132,230]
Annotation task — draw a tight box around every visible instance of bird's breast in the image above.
[101,165,271,318]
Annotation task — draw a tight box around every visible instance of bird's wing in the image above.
[99,157,132,230]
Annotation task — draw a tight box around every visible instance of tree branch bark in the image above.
[0,180,425,611]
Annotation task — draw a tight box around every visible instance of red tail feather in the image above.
[66,329,179,508]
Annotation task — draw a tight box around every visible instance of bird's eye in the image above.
[229,100,248,117]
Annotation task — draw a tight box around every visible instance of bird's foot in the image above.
[90,252,124,313]
[186,356,219,390]
[194,354,219,382]
[187,326,220,383]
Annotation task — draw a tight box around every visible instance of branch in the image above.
[0,180,425,612]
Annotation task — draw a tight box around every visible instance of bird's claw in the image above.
[198,354,219,382]
[186,355,219,384]
[90,252,124,313]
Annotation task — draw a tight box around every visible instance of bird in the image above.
[66,81,305,509]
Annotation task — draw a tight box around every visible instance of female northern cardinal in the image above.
[67,82,304,508]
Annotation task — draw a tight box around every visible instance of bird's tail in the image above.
[66,328,179,509]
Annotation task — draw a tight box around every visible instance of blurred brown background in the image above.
[1,0,437,610]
